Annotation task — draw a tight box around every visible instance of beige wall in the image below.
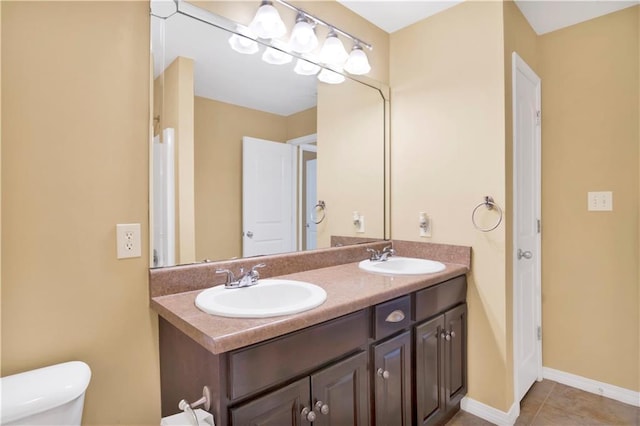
[194,98,315,260]
[390,1,512,411]
[1,2,160,425]
[154,57,196,265]
[317,79,385,247]
[287,107,317,141]
[538,6,639,392]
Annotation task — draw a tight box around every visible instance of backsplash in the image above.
[148,240,470,298]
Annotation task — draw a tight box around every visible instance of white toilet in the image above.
[1,361,91,425]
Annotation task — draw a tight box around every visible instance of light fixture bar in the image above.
[271,0,373,51]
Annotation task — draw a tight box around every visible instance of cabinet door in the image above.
[444,304,467,408]
[311,350,369,426]
[372,330,412,426]
[230,378,310,426]
[415,315,445,425]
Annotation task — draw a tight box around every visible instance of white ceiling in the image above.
[337,0,639,35]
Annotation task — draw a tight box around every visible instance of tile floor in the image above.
[447,380,640,425]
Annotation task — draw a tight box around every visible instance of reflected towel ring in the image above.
[472,196,503,232]
[311,200,326,224]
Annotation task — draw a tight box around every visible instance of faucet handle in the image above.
[384,247,396,256]
[366,247,380,261]
[216,269,235,284]
[249,263,266,279]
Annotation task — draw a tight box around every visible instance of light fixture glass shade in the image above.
[317,67,345,84]
[319,31,348,66]
[249,1,286,39]
[262,46,293,65]
[289,17,318,53]
[228,33,259,55]
[344,46,371,75]
[294,58,320,76]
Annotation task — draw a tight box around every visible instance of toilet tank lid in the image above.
[0,361,91,423]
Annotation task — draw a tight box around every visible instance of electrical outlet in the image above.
[419,212,432,237]
[356,215,365,233]
[116,223,142,259]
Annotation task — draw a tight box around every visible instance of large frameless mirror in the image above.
[150,1,387,268]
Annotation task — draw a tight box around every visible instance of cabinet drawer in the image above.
[414,275,466,323]
[228,309,369,401]
[372,295,412,340]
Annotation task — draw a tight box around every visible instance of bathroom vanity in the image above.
[150,241,470,426]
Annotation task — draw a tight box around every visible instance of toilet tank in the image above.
[1,361,91,425]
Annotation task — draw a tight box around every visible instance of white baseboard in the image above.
[460,396,519,426]
[543,367,640,407]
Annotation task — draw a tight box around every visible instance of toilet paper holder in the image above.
[178,386,211,426]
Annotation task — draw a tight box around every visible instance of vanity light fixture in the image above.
[317,67,345,85]
[294,58,321,76]
[344,44,371,75]
[289,13,318,53]
[319,29,349,66]
[249,0,287,39]
[228,31,259,55]
[262,46,293,65]
[239,0,374,81]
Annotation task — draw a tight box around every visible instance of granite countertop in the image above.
[150,260,468,355]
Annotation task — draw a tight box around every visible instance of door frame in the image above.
[512,52,543,403]
[287,133,317,251]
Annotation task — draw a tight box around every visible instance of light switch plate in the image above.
[587,191,613,211]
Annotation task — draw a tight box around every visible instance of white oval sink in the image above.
[358,256,446,275]
[195,279,327,318]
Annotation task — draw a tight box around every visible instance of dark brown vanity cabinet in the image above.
[371,331,412,426]
[231,351,369,426]
[158,275,467,426]
[414,303,468,425]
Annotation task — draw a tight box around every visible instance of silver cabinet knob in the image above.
[517,248,532,260]
[441,331,451,341]
[301,407,316,422]
[315,401,330,415]
[377,368,390,379]
[246,231,254,238]
[450,331,456,338]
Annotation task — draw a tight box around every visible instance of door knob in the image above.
[301,407,316,422]
[246,231,254,238]
[517,249,532,260]
[315,401,330,415]
[377,368,390,379]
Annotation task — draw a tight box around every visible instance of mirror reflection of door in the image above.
[152,128,175,267]
[305,156,318,250]
[242,136,295,257]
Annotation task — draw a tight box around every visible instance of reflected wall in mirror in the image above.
[151,1,386,267]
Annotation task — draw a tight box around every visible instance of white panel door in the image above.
[242,137,295,257]
[305,158,318,250]
[513,52,542,402]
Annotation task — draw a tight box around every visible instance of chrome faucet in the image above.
[366,246,395,262]
[216,263,266,289]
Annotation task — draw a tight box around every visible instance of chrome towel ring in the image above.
[311,200,326,225]
[472,196,503,232]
